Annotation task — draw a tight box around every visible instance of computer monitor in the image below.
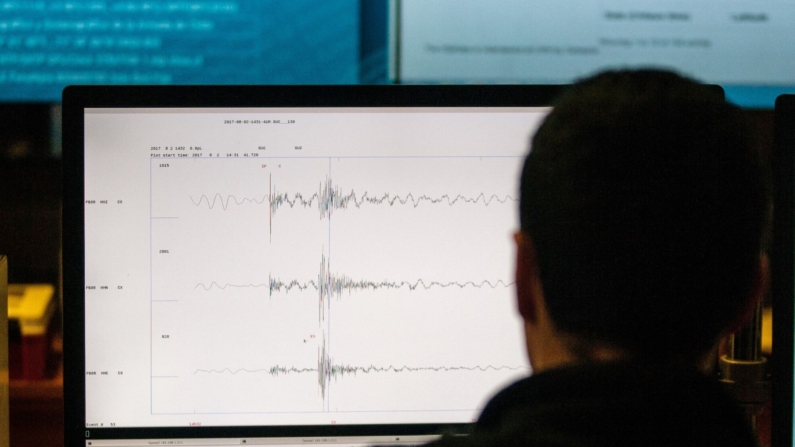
[62,85,563,446]
[773,93,795,447]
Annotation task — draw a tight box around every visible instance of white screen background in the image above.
[82,107,549,428]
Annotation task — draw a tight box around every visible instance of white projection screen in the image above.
[394,0,795,108]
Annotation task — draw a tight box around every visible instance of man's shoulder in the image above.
[423,363,757,447]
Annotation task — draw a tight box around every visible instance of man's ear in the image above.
[514,232,542,324]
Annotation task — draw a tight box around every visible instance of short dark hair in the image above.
[520,69,770,362]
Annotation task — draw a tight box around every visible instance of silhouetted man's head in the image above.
[519,70,770,365]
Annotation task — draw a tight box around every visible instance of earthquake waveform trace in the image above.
[194,336,529,399]
[189,194,268,210]
[194,254,514,324]
[189,174,517,220]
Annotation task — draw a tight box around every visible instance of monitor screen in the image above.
[394,0,795,108]
[63,85,561,445]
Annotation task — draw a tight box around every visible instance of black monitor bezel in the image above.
[773,93,795,447]
[62,84,566,444]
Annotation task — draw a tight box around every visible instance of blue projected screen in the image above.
[0,1,370,102]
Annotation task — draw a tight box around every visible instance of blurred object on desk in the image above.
[762,307,771,356]
[1,256,9,447]
[9,332,63,447]
[8,284,55,381]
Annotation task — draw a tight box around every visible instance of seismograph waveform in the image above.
[278,253,513,323]
[189,193,268,211]
[190,175,516,220]
[270,176,517,219]
[195,254,514,323]
[194,282,268,291]
[195,336,529,399]
[190,175,516,241]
